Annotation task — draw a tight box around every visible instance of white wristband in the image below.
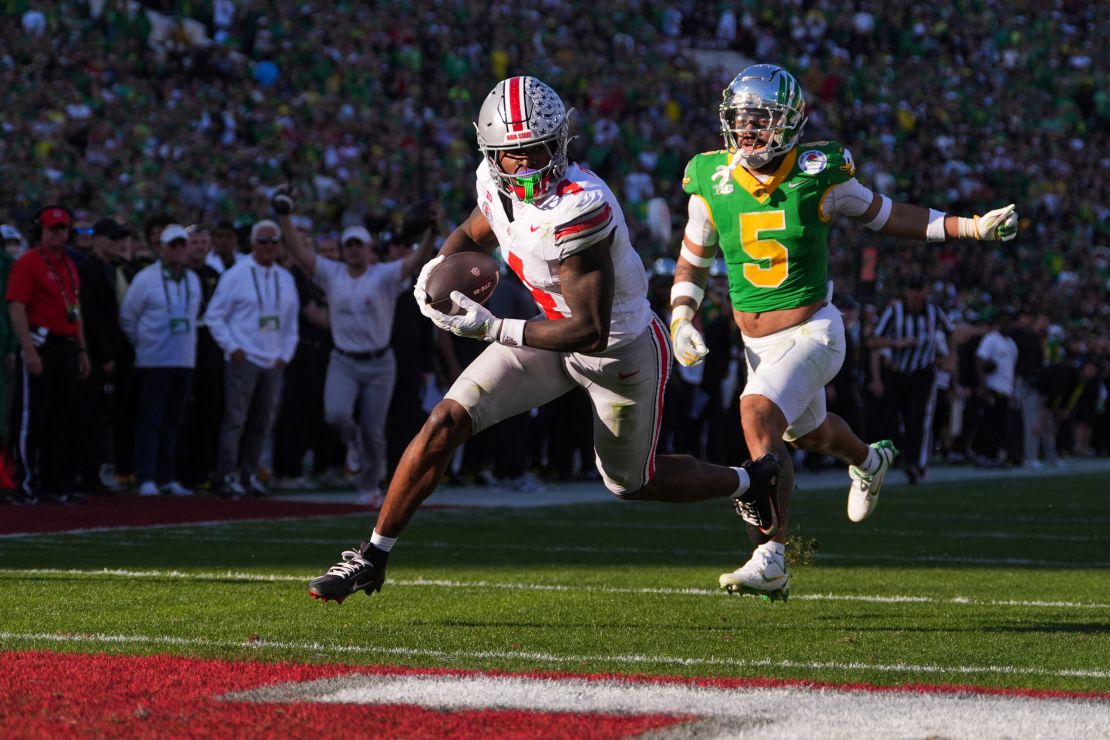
[957,216,980,240]
[926,209,947,242]
[497,318,526,348]
[863,194,893,231]
[679,243,716,268]
[670,281,704,309]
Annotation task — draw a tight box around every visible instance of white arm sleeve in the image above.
[683,195,718,247]
[821,178,877,220]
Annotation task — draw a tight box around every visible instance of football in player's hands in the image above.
[423,252,500,315]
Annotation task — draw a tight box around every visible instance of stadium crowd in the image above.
[0,0,1106,503]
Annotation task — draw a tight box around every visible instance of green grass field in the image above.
[3,473,1108,694]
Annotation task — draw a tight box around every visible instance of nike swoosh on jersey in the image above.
[787,181,804,188]
[530,224,541,232]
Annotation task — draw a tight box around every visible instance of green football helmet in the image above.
[719,64,807,169]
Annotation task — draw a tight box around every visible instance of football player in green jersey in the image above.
[671,64,1018,601]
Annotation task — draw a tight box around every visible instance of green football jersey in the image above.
[682,141,856,313]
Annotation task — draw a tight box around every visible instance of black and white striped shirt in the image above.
[874,301,953,374]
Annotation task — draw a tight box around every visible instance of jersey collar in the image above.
[730,148,798,204]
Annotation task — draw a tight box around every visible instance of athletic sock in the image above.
[361,531,396,567]
[861,446,882,474]
[761,540,785,559]
[729,467,751,498]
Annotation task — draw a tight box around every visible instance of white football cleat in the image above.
[847,440,898,522]
[719,543,790,602]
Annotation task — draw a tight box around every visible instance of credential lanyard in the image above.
[249,266,280,311]
[160,266,191,314]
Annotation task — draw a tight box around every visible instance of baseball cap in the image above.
[92,218,128,240]
[160,224,189,244]
[39,207,71,228]
[1,224,22,242]
[341,225,372,245]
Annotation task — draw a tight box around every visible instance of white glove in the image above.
[976,204,1018,242]
[670,317,708,367]
[414,254,445,320]
[440,291,502,341]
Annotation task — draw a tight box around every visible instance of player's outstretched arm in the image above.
[852,191,1018,243]
[271,185,316,276]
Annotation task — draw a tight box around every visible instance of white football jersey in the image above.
[475,162,651,350]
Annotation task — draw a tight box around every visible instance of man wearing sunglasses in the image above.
[203,219,299,497]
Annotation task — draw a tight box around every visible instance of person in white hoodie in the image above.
[119,224,202,496]
[202,219,299,496]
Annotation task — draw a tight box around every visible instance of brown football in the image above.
[424,252,500,315]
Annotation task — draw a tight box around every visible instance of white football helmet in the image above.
[720,64,807,169]
[474,76,570,204]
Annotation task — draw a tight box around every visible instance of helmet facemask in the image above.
[475,76,570,204]
[719,65,807,169]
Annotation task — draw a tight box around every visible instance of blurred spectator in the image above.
[176,225,226,489]
[203,219,299,497]
[206,221,246,274]
[6,206,91,503]
[384,233,438,483]
[271,226,343,489]
[972,309,1021,465]
[75,217,130,494]
[1011,308,1050,468]
[119,224,201,497]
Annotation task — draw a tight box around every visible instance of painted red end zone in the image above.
[0,651,692,739]
[0,497,370,536]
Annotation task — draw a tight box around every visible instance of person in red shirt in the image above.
[6,206,91,504]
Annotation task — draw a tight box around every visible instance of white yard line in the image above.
[1,629,1107,681]
[3,568,1108,610]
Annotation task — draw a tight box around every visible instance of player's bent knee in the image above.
[421,399,474,450]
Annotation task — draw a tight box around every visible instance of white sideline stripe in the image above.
[4,532,1104,568]
[4,568,1109,611]
[224,674,1110,738]
[2,630,1109,681]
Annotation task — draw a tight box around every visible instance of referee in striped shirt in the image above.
[869,276,954,483]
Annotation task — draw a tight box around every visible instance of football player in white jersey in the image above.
[308,76,780,605]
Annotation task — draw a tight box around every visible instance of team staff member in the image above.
[203,219,299,497]
[273,189,440,505]
[7,206,91,503]
[119,224,201,497]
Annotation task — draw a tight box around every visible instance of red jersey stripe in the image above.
[554,204,612,242]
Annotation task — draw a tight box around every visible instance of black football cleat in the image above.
[308,541,386,604]
[732,453,782,536]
